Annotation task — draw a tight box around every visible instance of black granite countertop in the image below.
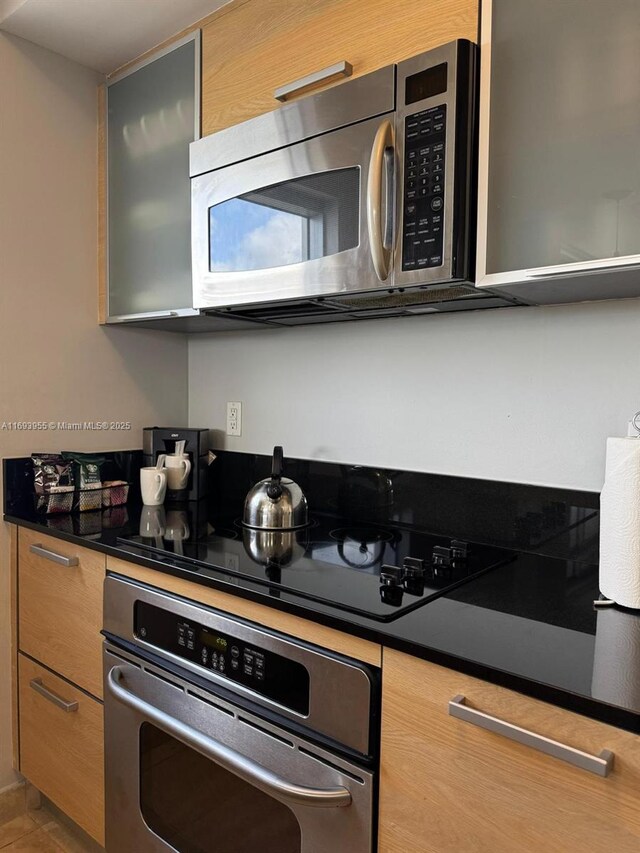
[5,500,639,735]
[5,449,639,735]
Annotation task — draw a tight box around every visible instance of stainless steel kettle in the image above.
[243,446,308,530]
[242,526,308,567]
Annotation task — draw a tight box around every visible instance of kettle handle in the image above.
[267,446,284,500]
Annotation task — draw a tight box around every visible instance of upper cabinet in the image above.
[476,0,640,304]
[101,33,200,323]
[97,0,479,329]
[200,0,478,135]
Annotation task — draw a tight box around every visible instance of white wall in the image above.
[0,33,188,789]
[189,298,640,492]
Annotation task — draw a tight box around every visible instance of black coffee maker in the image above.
[143,427,210,501]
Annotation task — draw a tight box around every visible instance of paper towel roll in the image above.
[591,608,640,710]
[599,437,640,608]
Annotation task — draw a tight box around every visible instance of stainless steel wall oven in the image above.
[103,575,379,852]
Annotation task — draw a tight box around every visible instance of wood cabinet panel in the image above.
[201,0,478,135]
[18,528,105,699]
[98,84,106,325]
[108,556,381,666]
[379,648,640,853]
[18,655,105,845]
[9,524,19,771]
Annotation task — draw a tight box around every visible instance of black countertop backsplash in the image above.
[6,449,639,734]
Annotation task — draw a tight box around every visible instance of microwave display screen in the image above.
[208,168,360,273]
[405,63,448,105]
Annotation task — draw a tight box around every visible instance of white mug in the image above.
[140,467,167,506]
[139,505,166,538]
[164,510,190,542]
[165,454,191,491]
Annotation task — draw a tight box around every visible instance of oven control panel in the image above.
[402,103,446,271]
[135,600,310,715]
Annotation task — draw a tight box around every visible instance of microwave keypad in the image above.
[402,104,446,270]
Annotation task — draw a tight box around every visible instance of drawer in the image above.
[19,654,105,845]
[18,528,105,698]
[380,649,640,853]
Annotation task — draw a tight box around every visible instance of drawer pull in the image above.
[30,678,78,713]
[274,60,353,102]
[29,543,79,567]
[449,695,614,778]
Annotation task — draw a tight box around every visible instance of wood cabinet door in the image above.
[201,0,478,135]
[19,655,105,845]
[18,528,105,699]
[379,649,640,853]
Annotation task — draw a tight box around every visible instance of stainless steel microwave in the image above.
[190,40,518,325]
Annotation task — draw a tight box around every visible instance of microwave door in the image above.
[191,112,396,310]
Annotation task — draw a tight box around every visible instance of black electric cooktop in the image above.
[119,514,514,622]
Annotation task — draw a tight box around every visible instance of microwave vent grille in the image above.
[329,285,478,311]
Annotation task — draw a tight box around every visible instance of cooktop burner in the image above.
[119,514,514,622]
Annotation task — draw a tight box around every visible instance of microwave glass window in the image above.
[405,63,448,105]
[209,167,360,272]
[139,723,302,853]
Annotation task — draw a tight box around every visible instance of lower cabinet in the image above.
[18,655,105,846]
[15,529,106,845]
[379,649,640,853]
[18,527,105,699]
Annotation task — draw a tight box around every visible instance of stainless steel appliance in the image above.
[143,427,209,502]
[103,575,378,852]
[118,514,512,622]
[243,446,309,530]
[190,40,519,325]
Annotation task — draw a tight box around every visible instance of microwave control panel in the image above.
[402,103,446,271]
[134,600,310,714]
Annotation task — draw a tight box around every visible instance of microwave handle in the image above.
[367,120,395,281]
[107,666,352,808]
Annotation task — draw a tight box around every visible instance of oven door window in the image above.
[139,723,302,853]
[208,167,360,272]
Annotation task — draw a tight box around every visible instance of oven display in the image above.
[200,631,228,652]
[135,601,310,715]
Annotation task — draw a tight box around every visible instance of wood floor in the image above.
[0,784,101,852]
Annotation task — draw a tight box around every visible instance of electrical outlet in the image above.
[226,401,242,436]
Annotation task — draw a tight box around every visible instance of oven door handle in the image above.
[367,119,395,281]
[107,666,352,808]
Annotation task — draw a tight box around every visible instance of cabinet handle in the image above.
[107,311,181,322]
[274,60,353,102]
[448,695,614,778]
[525,256,640,278]
[30,678,78,713]
[29,544,79,567]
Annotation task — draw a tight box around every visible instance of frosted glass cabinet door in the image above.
[478,0,640,283]
[107,33,200,319]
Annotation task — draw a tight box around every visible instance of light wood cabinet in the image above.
[15,527,106,842]
[201,0,478,135]
[18,655,105,845]
[379,648,640,853]
[18,528,105,699]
